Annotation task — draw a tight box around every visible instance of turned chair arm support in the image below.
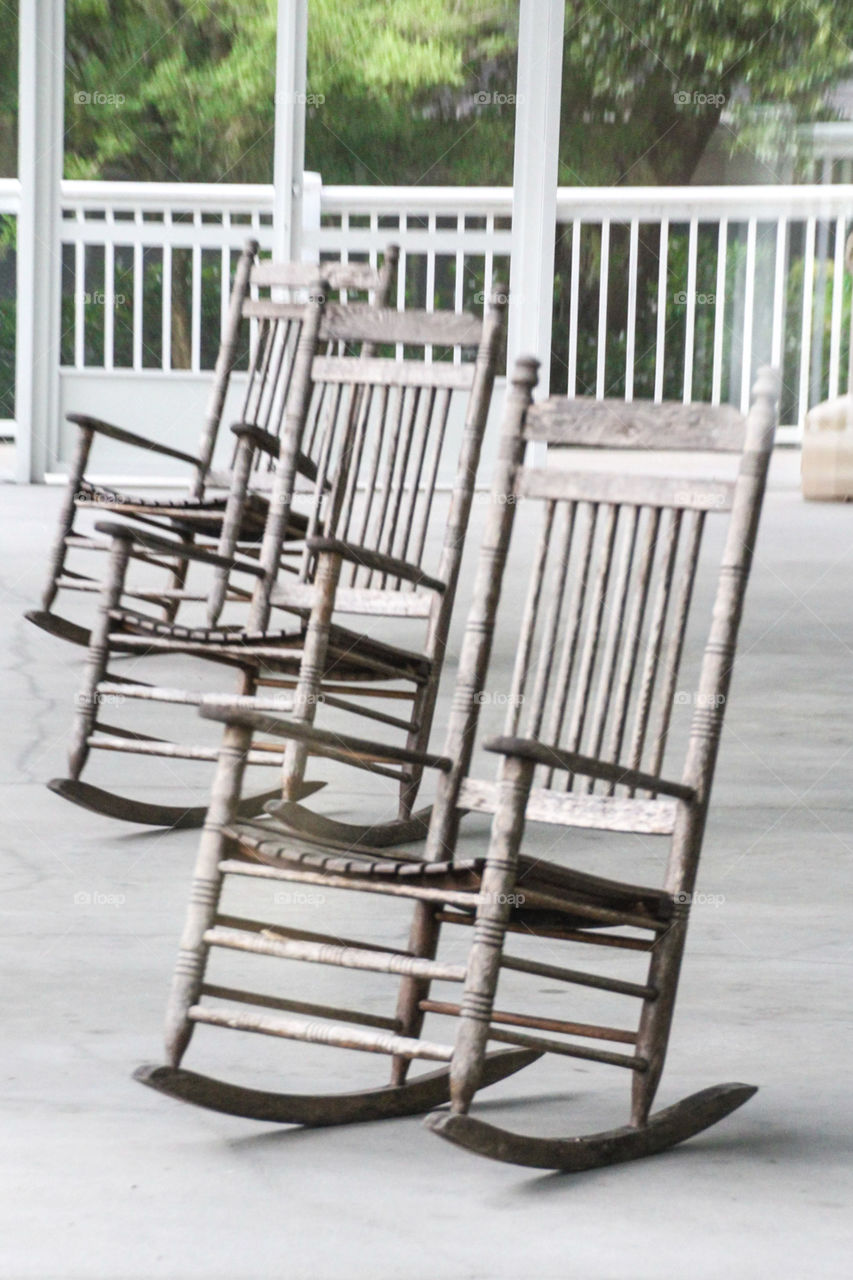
[200,698,453,772]
[482,736,696,802]
[68,413,203,468]
[307,536,446,594]
[94,521,266,577]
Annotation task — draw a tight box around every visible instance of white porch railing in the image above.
[553,184,853,425]
[3,177,853,455]
[58,180,275,375]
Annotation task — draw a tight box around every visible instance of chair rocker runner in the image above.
[51,289,506,831]
[137,361,779,1172]
[26,242,398,647]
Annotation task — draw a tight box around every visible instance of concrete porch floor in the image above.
[1,450,852,1280]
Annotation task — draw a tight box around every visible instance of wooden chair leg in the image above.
[42,425,94,610]
[161,529,195,623]
[280,550,341,799]
[68,533,131,779]
[449,756,534,1114]
[208,437,255,627]
[631,907,689,1127]
[390,900,443,1086]
[164,717,252,1067]
[397,683,435,821]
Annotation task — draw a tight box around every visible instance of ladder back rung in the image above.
[98,683,296,713]
[419,1000,637,1045]
[199,984,400,1032]
[436,910,655,951]
[203,925,467,982]
[499,953,656,999]
[188,1004,453,1061]
[214,913,416,959]
[487,1026,646,1071]
[86,736,283,767]
[220,858,484,910]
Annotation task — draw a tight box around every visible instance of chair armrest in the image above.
[230,423,326,487]
[230,421,278,457]
[200,697,453,772]
[67,413,202,467]
[482,736,696,801]
[307,536,446,593]
[94,521,266,576]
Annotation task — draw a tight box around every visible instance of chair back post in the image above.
[248,281,329,630]
[374,244,399,307]
[424,354,539,864]
[428,284,508,648]
[193,238,259,496]
[665,365,779,900]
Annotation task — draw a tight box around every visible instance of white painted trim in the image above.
[507,0,565,399]
[273,0,308,262]
[15,0,64,482]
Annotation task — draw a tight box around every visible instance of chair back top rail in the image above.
[524,398,745,452]
[250,245,397,294]
[321,304,484,349]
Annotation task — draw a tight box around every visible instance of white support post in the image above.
[273,0,308,264]
[15,0,64,482]
[507,0,564,399]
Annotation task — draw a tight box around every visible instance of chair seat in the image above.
[108,612,307,652]
[106,612,432,682]
[227,819,674,928]
[76,485,302,541]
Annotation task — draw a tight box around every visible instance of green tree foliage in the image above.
[53,0,853,187]
[64,0,279,181]
[559,0,853,185]
[1,2,852,416]
[0,0,17,178]
[0,1,844,187]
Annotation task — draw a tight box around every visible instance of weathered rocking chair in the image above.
[50,289,505,830]
[136,361,779,1171]
[26,243,397,646]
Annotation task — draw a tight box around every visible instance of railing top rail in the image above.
[60,180,275,210]
[319,185,513,215]
[50,178,853,221]
[555,183,853,220]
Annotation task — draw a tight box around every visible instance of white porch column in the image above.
[507,0,564,398]
[16,0,64,482]
[273,0,308,263]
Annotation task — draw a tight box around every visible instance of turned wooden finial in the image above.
[510,354,540,388]
[751,364,780,406]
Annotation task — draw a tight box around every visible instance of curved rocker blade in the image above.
[425,1082,758,1171]
[47,777,323,830]
[263,799,433,848]
[134,1049,541,1126]
[25,610,91,647]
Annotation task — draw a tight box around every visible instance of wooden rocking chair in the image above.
[49,290,506,831]
[26,243,398,646]
[137,360,779,1171]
